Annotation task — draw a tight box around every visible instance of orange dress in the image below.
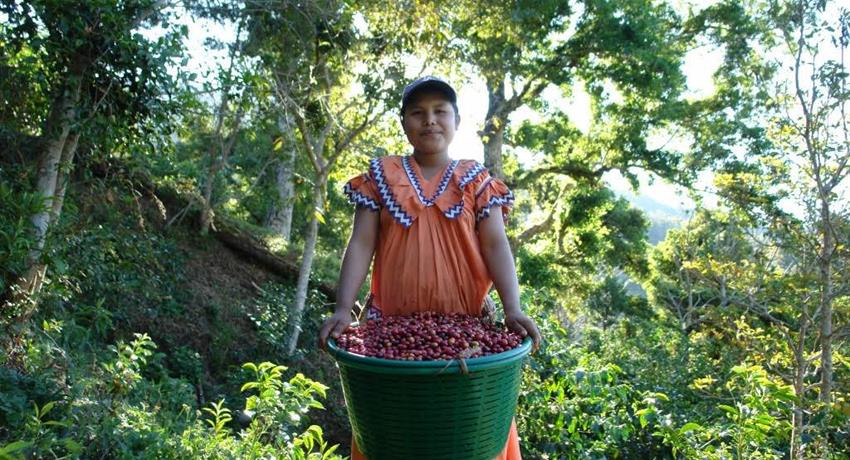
[343,155,521,460]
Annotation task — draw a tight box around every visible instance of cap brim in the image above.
[402,80,457,108]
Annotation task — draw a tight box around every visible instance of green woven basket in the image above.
[327,335,531,460]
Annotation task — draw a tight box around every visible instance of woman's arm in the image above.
[318,207,380,348]
[477,212,542,350]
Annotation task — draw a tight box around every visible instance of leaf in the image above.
[567,416,578,434]
[718,404,738,417]
[314,208,326,224]
[679,422,702,434]
[39,400,57,417]
[273,137,284,151]
[323,444,339,458]
[0,440,31,456]
[43,421,69,428]
[62,438,82,454]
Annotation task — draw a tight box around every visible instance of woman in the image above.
[319,76,541,460]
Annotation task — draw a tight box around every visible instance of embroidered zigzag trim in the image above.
[433,160,459,203]
[441,161,487,220]
[366,305,382,320]
[401,156,425,205]
[443,201,464,219]
[476,190,515,223]
[343,182,381,212]
[459,161,487,189]
[401,156,458,207]
[371,157,414,228]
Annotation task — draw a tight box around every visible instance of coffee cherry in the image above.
[336,312,524,361]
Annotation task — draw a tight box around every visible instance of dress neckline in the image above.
[401,155,458,208]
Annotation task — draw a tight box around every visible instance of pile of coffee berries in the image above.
[335,311,523,361]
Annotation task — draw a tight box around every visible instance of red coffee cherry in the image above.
[336,312,524,361]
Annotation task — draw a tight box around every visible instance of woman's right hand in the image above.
[318,309,352,350]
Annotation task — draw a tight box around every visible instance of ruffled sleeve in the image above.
[343,172,381,212]
[473,174,514,224]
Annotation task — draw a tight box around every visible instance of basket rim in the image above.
[326,331,532,374]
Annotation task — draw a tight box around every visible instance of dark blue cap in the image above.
[401,76,457,112]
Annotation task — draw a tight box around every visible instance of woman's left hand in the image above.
[504,310,542,352]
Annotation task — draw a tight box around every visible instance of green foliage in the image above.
[20,401,82,458]
[656,364,794,459]
[516,247,564,289]
[645,209,755,332]
[450,0,572,81]
[718,365,793,455]
[248,282,330,356]
[240,362,328,436]
[45,182,187,326]
[0,328,341,459]
[518,294,672,459]
[101,333,156,397]
[0,367,63,437]
[0,440,31,460]
[585,275,650,329]
[562,186,650,276]
[175,362,338,459]
[202,399,232,442]
[167,346,204,384]
[0,176,45,322]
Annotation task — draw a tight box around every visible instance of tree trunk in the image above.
[266,115,296,240]
[29,80,81,262]
[790,332,806,460]
[480,77,506,179]
[50,132,80,221]
[266,157,295,241]
[818,198,833,404]
[13,75,82,301]
[199,157,218,235]
[286,179,326,355]
[200,104,244,235]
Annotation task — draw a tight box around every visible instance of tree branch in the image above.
[510,161,607,189]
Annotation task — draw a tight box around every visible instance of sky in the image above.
[440,1,725,217]
[169,10,717,218]
[164,0,844,221]
[448,42,723,217]
[147,0,722,219]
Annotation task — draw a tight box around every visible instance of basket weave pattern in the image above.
[328,338,531,460]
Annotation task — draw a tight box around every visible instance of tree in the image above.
[265,114,298,242]
[775,0,849,408]
[452,1,763,301]
[0,0,183,321]
[198,19,253,236]
[707,1,850,455]
[245,0,411,354]
[646,210,754,335]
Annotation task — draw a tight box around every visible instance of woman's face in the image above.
[401,91,459,156]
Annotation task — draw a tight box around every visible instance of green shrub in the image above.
[0,326,343,460]
[0,176,46,325]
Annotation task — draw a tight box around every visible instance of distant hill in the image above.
[645,213,684,245]
[609,191,688,298]
[614,190,687,245]
[629,195,688,221]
